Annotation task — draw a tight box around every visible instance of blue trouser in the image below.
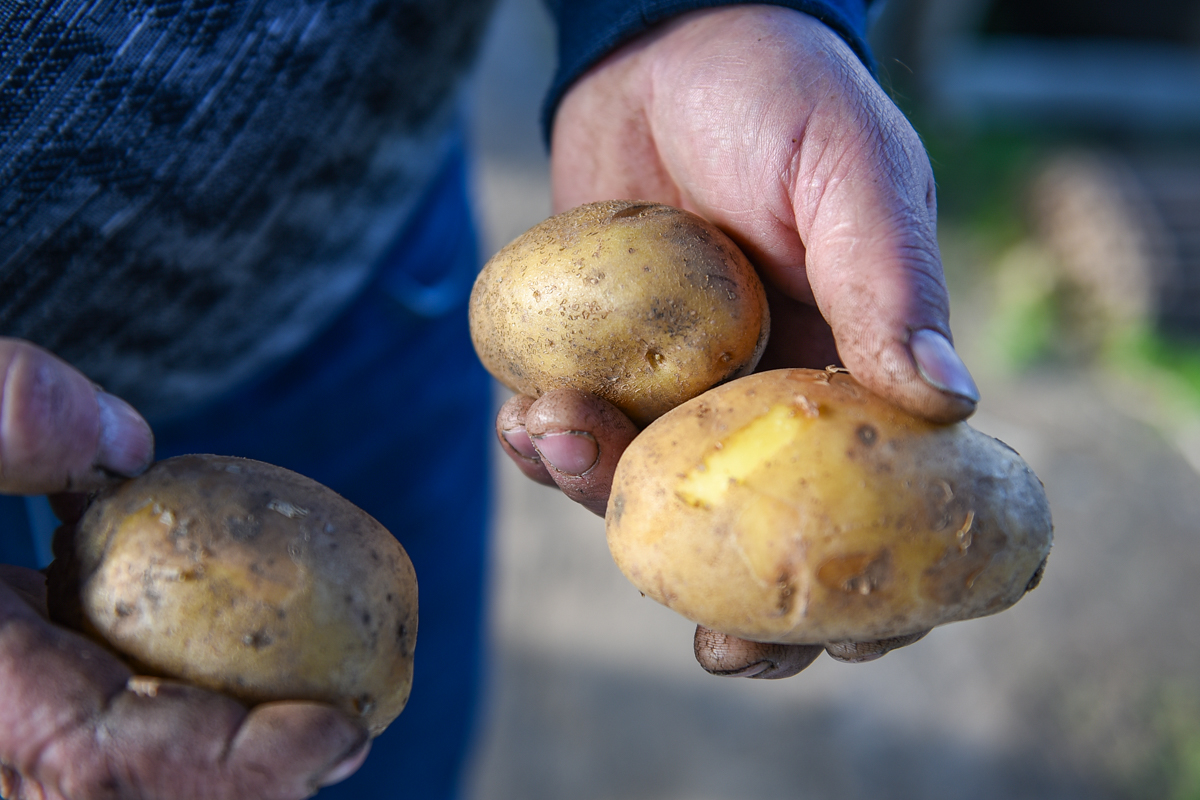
[0,146,493,800]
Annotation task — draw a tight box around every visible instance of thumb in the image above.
[224,702,371,793]
[632,7,978,423]
[795,80,978,423]
[0,339,154,494]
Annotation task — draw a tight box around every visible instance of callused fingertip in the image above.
[95,391,154,478]
[909,328,980,406]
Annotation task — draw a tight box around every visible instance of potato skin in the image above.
[469,200,770,426]
[48,455,417,736]
[606,369,1053,645]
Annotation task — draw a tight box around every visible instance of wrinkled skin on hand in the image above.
[499,7,977,676]
[0,338,369,799]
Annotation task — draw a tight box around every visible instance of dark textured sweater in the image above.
[0,0,496,418]
[1,0,868,419]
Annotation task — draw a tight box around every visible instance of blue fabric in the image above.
[0,499,37,569]
[1,148,492,800]
[542,0,874,140]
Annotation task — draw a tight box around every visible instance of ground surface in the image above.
[461,3,1200,797]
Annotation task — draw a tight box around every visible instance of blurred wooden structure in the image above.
[870,0,1200,342]
[1028,151,1200,340]
[872,0,1200,133]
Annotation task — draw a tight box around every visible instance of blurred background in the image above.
[461,1,1200,798]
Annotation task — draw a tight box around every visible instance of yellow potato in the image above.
[606,369,1053,645]
[469,200,770,426]
[48,454,417,736]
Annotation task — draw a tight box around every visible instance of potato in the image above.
[469,200,770,426]
[606,368,1052,645]
[47,454,417,736]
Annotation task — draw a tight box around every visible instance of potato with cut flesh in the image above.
[469,200,770,427]
[606,369,1052,645]
[47,454,417,736]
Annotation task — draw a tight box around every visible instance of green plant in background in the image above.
[967,216,1114,373]
[983,253,1200,468]
[1108,328,1200,414]
[985,241,1061,368]
[898,117,1070,368]
[1052,674,1200,800]
[980,248,1200,383]
[918,122,1200,430]
[1144,682,1200,800]
[896,109,1200,481]
[910,119,1044,248]
[922,129,1040,248]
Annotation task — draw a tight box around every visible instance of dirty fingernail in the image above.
[531,431,598,476]
[909,329,979,404]
[319,741,372,787]
[95,391,154,477]
[501,427,540,461]
[825,647,885,664]
[726,660,773,678]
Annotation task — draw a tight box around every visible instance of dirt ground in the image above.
[461,3,1200,798]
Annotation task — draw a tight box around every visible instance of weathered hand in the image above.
[498,7,973,675]
[0,566,370,800]
[0,339,369,798]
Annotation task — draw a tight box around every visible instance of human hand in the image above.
[497,7,977,674]
[0,338,154,496]
[0,339,369,799]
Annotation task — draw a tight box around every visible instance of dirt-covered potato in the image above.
[606,369,1053,645]
[469,200,770,426]
[47,454,417,736]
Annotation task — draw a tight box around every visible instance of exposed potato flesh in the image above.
[606,369,1053,645]
[469,200,770,426]
[48,454,417,736]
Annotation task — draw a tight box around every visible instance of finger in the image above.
[496,394,557,488]
[523,388,640,517]
[98,684,369,799]
[717,51,975,420]
[62,681,368,800]
[0,577,134,794]
[777,28,976,422]
[824,629,931,664]
[85,679,253,797]
[693,626,823,679]
[229,703,371,793]
[0,339,154,495]
[1,578,369,799]
[648,9,977,423]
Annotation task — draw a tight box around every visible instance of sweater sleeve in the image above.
[542,0,874,139]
